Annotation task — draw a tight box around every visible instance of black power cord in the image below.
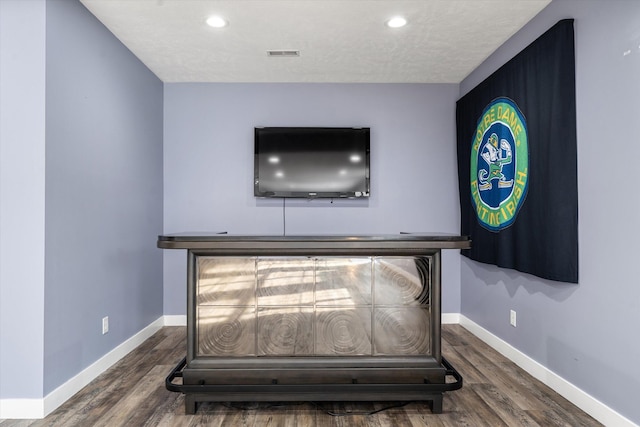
[282,197,286,236]
[219,401,417,417]
[310,401,415,416]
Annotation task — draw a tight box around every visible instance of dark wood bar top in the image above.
[157,232,471,250]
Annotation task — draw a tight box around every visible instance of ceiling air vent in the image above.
[267,50,300,57]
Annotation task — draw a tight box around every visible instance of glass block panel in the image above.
[198,257,256,306]
[195,255,432,359]
[316,258,372,306]
[198,306,255,356]
[257,258,314,306]
[257,307,314,356]
[374,258,430,306]
[315,307,372,355]
[374,307,430,355]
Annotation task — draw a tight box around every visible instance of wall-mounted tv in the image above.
[254,127,370,198]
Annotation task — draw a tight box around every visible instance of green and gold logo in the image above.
[470,97,528,231]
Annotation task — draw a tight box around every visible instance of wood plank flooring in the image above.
[0,325,602,426]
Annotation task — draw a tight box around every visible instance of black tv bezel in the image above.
[254,127,371,199]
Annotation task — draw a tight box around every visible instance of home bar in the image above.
[158,233,470,414]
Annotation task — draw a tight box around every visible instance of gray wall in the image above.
[163,83,463,315]
[0,0,163,402]
[43,0,164,395]
[0,0,47,400]
[459,0,640,423]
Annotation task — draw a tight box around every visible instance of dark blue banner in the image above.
[456,19,578,283]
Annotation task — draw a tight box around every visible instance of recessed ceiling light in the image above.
[386,16,407,28]
[206,15,228,28]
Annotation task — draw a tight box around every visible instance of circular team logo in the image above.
[470,97,528,231]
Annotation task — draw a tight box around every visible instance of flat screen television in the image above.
[254,127,370,198]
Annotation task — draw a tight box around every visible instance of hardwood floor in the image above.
[0,325,602,427]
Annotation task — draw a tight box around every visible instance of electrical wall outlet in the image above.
[510,310,517,327]
[102,316,109,334]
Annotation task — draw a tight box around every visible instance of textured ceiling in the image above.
[79,0,552,83]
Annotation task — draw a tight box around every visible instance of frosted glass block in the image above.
[374,258,429,306]
[315,307,372,355]
[257,258,314,306]
[257,307,314,356]
[197,306,255,356]
[315,258,372,306]
[374,307,430,355]
[198,257,256,306]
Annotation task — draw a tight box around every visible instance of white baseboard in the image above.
[42,317,165,417]
[163,315,187,326]
[0,317,164,419]
[459,315,638,427]
[441,312,460,324]
[0,399,44,420]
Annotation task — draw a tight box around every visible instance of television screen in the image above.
[254,127,370,198]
